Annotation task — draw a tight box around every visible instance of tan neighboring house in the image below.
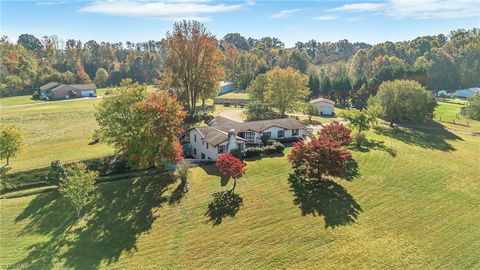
[39,82,97,100]
[310,97,335,116]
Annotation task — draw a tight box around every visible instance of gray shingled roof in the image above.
[70,84,97,91]
[310,97,335,105]
[209,116,240,126]
[42,83,97,93]
[40,82,61,91]
[212,117,305,133]
[195,126,246,146]
[193,117,305,146]
[50,84,75,92]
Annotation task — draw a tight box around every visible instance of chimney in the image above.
[227,129,238,152]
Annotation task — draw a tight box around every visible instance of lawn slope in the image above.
[1,127,479,269]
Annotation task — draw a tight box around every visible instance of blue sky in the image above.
[2,0,479,47]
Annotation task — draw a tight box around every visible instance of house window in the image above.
[292,129,299,136]
[194,134,197,142]
[245,132,255,142]
[206,143,209,149]
[278,130,285,138]
[201,153,205,159]
[193,148,197,155]
[262,132,271,138]
[218,145,226,154]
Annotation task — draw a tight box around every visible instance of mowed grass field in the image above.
[1,127,480,268]
[0,97,113,172]
[434,102,480,132]
[218,91,249,99]
[1,94,480,269]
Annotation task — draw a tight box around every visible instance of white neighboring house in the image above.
[455,87,480,98]
[188,116,306,160]
[309,98,335,116]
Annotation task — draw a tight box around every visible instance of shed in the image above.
[309,98,335,116]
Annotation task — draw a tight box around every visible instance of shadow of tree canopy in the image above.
[199,164,230,186]
[288,173,362,229]
[205,191,243,226]
[340,158,361,182]
[169,178,189,205]
[350,139,397,157]
[374,125,462,152]
[10,172,181,270]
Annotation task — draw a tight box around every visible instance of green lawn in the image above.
[218,92,249,99]
[434,102,480,132]
[1,125,480,269]
[0,98,113,172]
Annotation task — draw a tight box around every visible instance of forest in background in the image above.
[1,28,478,109]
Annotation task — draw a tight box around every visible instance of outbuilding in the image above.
[309,97,335,116]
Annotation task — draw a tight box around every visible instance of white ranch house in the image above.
[188,116,306,160]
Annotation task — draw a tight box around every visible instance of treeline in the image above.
[221,28,480,108]
[0,34,165,96]
[1,28,479,103]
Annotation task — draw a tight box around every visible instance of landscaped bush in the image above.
[354,133,366,148]
[244,147,262,158]
[277,137,302,144]
[260,134,270,146]
[48,160,67,185]
[229,148,244,160]
[272,141,285,153]
[83,155,130,176]
[262,145,277,155]
[224,101,231,107]
[174,161,191,183]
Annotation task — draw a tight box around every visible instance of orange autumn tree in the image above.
[164,20,224,115]
[95,80,185,169]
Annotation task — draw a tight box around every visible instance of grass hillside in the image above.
[1,126,480,269]
[0,98,113,172]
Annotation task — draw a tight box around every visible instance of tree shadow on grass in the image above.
[169,178,189,205]
[288,173,362,229]
[340,158,361,182]
[199,164,229,186]
[205,191,243,226]
[374,125,462,152]
[10,172,178,269]
[350,139,397,157]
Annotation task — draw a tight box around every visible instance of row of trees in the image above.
[6,25,477,101]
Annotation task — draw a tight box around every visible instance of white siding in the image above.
[313,101,334,116]
[189,129,221,160]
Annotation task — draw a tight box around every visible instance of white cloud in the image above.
[313,15,338,21]
[80,0,246,19]
[387,0,480,19]
[271,8,302,18]
[327,0,480,19]
[328,3,386,12]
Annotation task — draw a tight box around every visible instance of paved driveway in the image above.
[217,109,246,123]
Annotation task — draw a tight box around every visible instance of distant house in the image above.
[218,81,235,95]
[39,82,97,100]
[455,87,480,98]
[309,97,335,116]
[436,90,451,97]
[188,116,306,160]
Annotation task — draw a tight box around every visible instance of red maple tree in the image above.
[319,121,352,146]
[216,154,247,192]
[288,136,352,181]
